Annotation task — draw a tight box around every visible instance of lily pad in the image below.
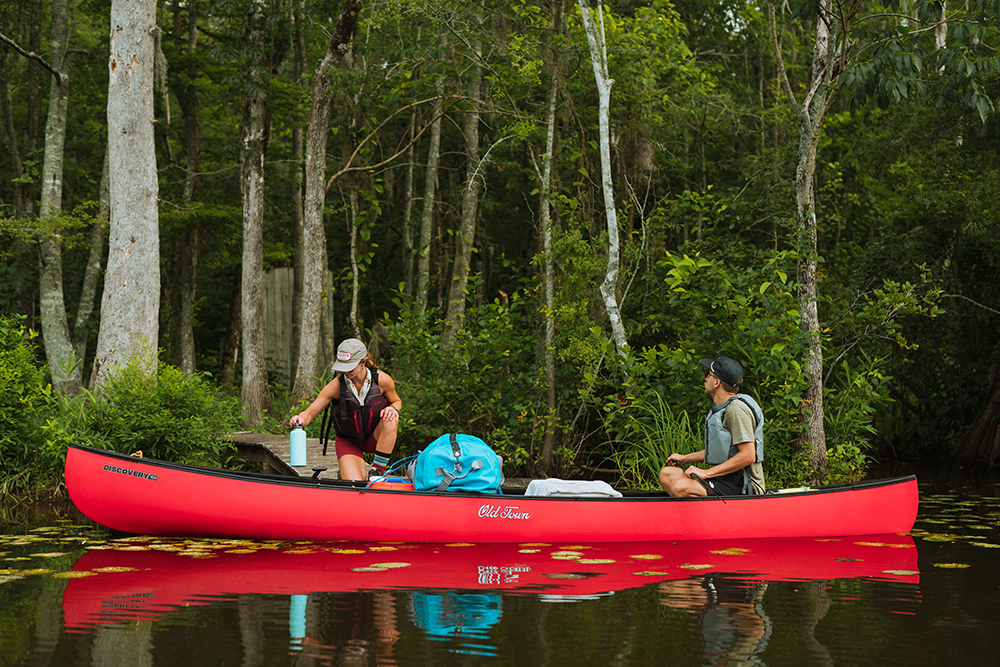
[92,566,139,573]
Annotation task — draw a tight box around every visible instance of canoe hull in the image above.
[65,444,918,542]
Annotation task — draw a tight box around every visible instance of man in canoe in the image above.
[290,338,402,481]
[658,355,765,496]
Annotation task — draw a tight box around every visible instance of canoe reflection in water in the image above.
[61,534,919,662]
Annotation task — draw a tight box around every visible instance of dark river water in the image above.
[2,479,998,666]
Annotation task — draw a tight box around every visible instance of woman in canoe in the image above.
[290,338,402,480]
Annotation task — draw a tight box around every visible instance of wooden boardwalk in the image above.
[232,432,342,478]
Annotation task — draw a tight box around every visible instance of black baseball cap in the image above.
[700,356,743,387]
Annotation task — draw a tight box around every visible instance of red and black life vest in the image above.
[333,369,388,440]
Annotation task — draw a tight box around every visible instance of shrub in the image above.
[84,354,243,466]
[0,316,47,488]
[382,289,545,473]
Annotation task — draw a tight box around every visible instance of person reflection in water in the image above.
[296,591,400,665]
[659,575,771,665]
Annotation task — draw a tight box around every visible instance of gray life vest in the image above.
[704,394,765,494]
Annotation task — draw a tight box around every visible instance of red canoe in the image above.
[62,534,920,631]
[65,443,919,543]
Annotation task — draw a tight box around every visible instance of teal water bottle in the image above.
[290,423,306,467]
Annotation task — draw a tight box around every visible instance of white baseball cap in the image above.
[332,338,367,372]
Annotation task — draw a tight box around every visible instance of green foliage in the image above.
[605,392,701,490]
[0,316,47,488]
[382,287,546,473]
[81,354,243,467]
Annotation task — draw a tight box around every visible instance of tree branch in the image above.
[325,96,447,189]
[942,293,1000,316]
[767,5,799,114]
[0,30,62,85]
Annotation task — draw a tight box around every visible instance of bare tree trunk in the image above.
[578,0,628,353]
[219,273,241,391]
[174,0,200,377]
[952,367,1000,465]
[538,0,564,473]
[72,150,109,367]
[22,0,42,216]
[290,0,365,407]
[415,35,446,317]
[92,0,160,391]
[37,0,83,396]
[347,185,362,336]
[1,60,26,211]
[442,25,482,348]
[402,110,416,297]
[240,0,273,426]
[290,0,307,383]
[769,3,837,482]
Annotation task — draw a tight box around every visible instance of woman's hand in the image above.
[380,405,399,423]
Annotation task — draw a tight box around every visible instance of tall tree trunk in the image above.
[37,0,82,396]
[290,0,365,407]
[290,0,307,384]
[415,35,446,317]
[92,0,160,391]
[953,370,1000,465]
[401,110,416,297]
[441,25,482,348]
[770,3,837,482]
[174,0,201,377]
[1,58,26,212]
[241,0,273,426]
[578,0,628,353]
[22,0,42,216]
[538,0,564,473]
[219,272,242,391]
[347,185,362,336]
[72,150,109,367]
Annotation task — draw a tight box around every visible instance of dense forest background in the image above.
[3,0,1000,486]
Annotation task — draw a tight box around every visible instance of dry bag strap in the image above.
[434,434,484,491]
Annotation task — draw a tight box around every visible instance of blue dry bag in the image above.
[412,433,504,493]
